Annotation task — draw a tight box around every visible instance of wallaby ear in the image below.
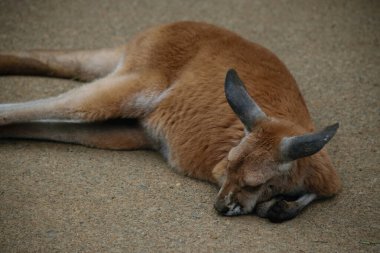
[280,123,339,161]
[224,69,266,132]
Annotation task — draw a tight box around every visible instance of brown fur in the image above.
[0,21,340,221]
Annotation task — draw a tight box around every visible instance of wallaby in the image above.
[0,21,341,222]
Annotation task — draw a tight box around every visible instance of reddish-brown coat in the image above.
[0,21,341,219]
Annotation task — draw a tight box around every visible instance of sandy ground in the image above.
[0,0,379,252]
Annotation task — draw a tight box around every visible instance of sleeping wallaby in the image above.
[0,21,341,222]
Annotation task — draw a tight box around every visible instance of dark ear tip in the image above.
[325,122,339,135]
[225,69,239,83]
[226,68,237,76]
[321,122,339,144]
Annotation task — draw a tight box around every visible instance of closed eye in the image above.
[242,185,260,193]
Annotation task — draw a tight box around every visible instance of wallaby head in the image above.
[214,69,339,216]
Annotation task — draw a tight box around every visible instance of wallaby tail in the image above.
[0,46,125,82]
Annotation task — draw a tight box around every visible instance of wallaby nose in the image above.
[214,199,229,214]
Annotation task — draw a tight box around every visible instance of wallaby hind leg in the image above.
[0,119,152,150]
[0,47,125,81]
[0,71,168,125]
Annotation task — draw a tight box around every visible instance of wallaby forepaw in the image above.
[267,200,298,223]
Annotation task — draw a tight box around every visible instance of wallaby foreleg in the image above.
[256,193,317,222]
